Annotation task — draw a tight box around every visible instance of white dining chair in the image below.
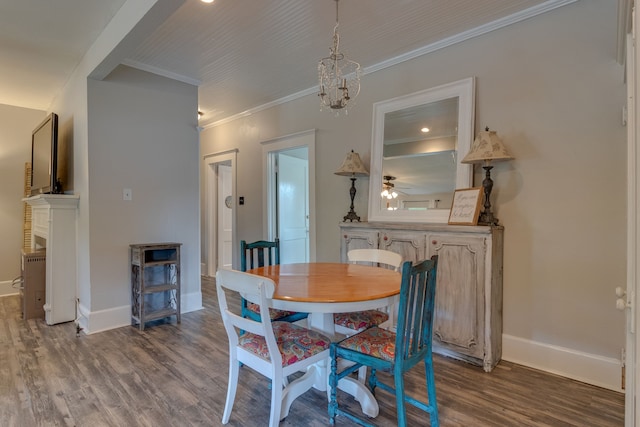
[216,268,331,427]
[334,248,403,336]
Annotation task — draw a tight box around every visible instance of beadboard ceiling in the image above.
[1,0,576,126]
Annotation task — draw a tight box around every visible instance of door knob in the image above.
[616,287,628,311]
[617,298,627,311]
[615,287,635,334]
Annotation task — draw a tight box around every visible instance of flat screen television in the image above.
[30,113,60,196]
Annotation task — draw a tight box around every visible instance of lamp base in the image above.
[477,211,499,226]
[343,177,361,222]
[478,165,499,226]
[343,210,361,222]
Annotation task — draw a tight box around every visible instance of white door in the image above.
[277,151,309,264]
[261,129,316,262]
[205,149,237,276]
[217,164,233,269]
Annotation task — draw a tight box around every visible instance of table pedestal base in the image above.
[281,365,321,420]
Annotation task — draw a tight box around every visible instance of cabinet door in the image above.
[427,233,486,359]
[379,230,426,264]
[340,229,378,262]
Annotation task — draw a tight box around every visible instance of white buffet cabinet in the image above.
[339,221,504,372]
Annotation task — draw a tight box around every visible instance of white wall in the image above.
[199,0,626,389]
[0,104,45,295]
[86,65,201,332]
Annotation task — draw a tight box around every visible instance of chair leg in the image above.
[270,376,284,427]
[367,368,378,395]
[425,359,439,427]
[222,351,240,424]
[329,348,339,425]
[394,372,407,427]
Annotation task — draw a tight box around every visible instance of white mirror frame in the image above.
[368,77,476,223]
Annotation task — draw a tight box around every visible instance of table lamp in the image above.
[335,150,369,222]
[461,127,513,226]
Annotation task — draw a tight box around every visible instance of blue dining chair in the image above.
[240,239,308,323]
[329,256,439,427]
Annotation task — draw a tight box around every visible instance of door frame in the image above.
[217,163,233,269]
[629,24,640,426]
[261,129,316,261]
[204,149,238,275]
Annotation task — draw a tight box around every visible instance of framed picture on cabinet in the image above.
[448,187,483,225]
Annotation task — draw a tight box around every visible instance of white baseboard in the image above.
[78,290,203,335]
[77,302,130,334]
[181,290,204,313]
[0,280,19,297]
[502,334,623,392]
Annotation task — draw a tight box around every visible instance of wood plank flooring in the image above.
[0,276,624,426]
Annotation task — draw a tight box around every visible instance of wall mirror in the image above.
[368,77,475,223]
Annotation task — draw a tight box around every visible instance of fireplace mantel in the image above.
[24,194,79,325]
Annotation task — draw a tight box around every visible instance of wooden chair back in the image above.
[239,239,308,324]
[241,239,280,272]
[347,248,402,271]
[395,256,438,365]
[216,269,280,361]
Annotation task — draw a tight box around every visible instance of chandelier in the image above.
[318,0,361,114]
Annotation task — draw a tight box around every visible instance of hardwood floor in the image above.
[0,277,624,426]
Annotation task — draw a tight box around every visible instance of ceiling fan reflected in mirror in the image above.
[381,175,398,199]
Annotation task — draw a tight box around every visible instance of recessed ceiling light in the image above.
[421,127,430,133]
[201,0,214,3]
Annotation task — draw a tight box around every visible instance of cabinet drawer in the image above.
[379,230,426,264]
[340,230,378,261]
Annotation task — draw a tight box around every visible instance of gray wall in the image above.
[0,16,201,331]
[199,0,625,386]
[0,104,46,292]
[85,65,201,327]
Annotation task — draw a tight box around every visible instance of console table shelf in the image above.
[130,243,181,331]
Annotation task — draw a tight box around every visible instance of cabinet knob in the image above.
[383,235,388,241]
[432,240,437,245]
[344,234,347,239]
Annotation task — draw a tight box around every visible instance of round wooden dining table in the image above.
[247,262,401,418]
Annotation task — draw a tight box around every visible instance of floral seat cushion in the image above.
[239,321,331,367]
[337,326,396,362]
[246,302,299,320]
[333,309,389,331]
